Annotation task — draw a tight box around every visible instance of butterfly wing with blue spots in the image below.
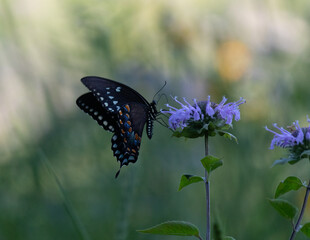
[81,76,150,113]
[77,76,158,177]
[76,92,117,132]
[111,103,149,167]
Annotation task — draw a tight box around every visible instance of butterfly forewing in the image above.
[81,76,149,113]
[76,93,117,132]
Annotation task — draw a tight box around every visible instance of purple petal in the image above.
[206,96,215,117]
[215,97,244,124]
[293,121,304,144]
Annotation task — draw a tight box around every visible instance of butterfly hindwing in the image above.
[76,92,117,132]
[111,103,148,166]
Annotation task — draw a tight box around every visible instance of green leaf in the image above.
[213,222,223,240]
[138,221,201,239]
[178,175,204,191]
[221,124,232,130]
[208,122,216,131]
[217,130,238,143]
[224,237,236,240]
[301,222,310,237]
[172,126,205,138]
[301,150,310,158]
[275,176,305,198]
[213,119,227,129]
[202,123,210,131]
[201,155,223,176]
[269,199,298,220]
[272,157,294,166]
[209,130,217,137]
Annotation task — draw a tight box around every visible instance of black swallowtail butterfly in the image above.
[76,76,158,177]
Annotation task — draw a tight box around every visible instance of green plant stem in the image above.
[289,179,310,240]
[204,134,210,240]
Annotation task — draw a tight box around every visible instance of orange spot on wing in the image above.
[128,127,132,133]
[127,147,130,152]
[125,105,130,112]
[124,138,127,143]
[119,119,123,124]
[135,133,139,140]
[125,113,130,118]
[132,149,136,153]
[119,110,123,115]
[121,129,125,134]
[127,121,131,125]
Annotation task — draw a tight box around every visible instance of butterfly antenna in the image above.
[155,119,167,129]
[157,93,169,105]
[155,117,169,129]
[152,81,167,102]
[156,118,174,133]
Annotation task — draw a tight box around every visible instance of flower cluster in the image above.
[265,117,310,164]
[161,96,245,134]
[161,97,203,130]
[265,117,310,149]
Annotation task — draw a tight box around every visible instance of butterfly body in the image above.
[76,76,158,174]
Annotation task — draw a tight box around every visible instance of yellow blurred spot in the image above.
[217,41,251,82]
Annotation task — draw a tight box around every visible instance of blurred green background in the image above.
[1,0,310,239]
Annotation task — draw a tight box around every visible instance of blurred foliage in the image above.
[1,0,310,239]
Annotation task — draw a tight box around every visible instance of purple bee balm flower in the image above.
[214,97,245,125]
[182,98,203,121]
[161,96,245,130]
[265,116,310,149]
[161,97,204,130]
[266,116,310,165]
[265,120,305,149]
